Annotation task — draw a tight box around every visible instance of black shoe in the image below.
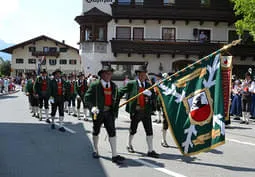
[36,114,40,119]
[153,119,158,123]
[246,121,249,125]
[112,155,125,164]
[157,120,161,124]
[32,113,36,117]
[147,150,159,158]
[59,127,66,132]
[92,152,99,159]
[161,141,170,148]
[46,119,51,124]
[84,118,88,121]
[127,146,135,153]
[240,121,245,124]
[51,124,55,129]
[72,114,77,117]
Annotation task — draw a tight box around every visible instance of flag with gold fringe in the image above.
[157,53,225,156]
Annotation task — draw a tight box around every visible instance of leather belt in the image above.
[103,106,111,112]
[136,105,145,111]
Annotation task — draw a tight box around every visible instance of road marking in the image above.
[227,138,255,146]
[134,159,187,177]
[54,123,76,134]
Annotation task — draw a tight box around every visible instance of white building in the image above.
[75,0,255,81]
[1,35,81,76]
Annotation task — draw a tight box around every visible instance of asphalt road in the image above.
[0,91,255,177]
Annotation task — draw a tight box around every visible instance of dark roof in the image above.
[1,35,78,54]
[75,7,112,24]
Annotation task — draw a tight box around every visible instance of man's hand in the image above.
[142,89,152,96]
[91,107,99,114]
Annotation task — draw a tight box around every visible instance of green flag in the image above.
[158,54,225,156]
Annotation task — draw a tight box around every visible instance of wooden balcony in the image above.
[111,4,236,25]
[32,51,60,58]
[110,39,255,58]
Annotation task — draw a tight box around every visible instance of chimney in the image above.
[62,40,65,44]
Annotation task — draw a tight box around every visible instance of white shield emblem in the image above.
[184,89,213,126]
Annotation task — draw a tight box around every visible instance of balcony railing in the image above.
[110,38,255,57]
[32,51,60,58]
[111,4,236,24]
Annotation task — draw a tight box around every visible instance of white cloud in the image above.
[0,0,19,21]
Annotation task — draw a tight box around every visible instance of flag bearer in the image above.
[34,69,51,122]
[118,64,159,158]
[84,64,125,164]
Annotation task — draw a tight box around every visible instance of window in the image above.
[198,29,210,43]
[49,59,56,65]
[116,27,131,40]
[133,27,144,40]
[162,28,176,40]
[84,25,107,41]
[69,60,77,65]
[16,58,24,64]
[28,58,36,64]
[164,0,175,6]
[118,0,131,5]
[49,47,57,52]
[102,61,146,81]
[28,47,36,52]
[135,0,143,5]
[201,0,210,7]
[85,26,92,41]
[95,25,106,41]
[60,48,68,52]
[43,47,49,52]
[60,59,67,65]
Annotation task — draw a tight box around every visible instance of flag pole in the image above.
[119,39,241,108]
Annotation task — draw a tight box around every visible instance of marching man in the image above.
[25,72,39,118]
[66,74,77,116]
[84,64,125,164]
[118,64,159,158]
[75,72,89,120]
[50,69,66,132]
[34,69,51,122]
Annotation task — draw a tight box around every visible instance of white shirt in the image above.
[100,79,110,88]
[137,79,145,88]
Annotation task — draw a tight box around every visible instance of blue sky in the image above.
[0,0,82,48]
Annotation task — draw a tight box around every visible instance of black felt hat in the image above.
[98,64,114,76]
[52,69,62,75]
[41,69,47,74]
[135,63,148,74]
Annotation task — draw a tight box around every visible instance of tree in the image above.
[231,0,255,41]
[0,60,11,76]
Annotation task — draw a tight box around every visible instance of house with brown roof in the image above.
[1,35,81,76]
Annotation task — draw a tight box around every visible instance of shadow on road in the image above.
[0,122,108,177]
[188,161,255,172]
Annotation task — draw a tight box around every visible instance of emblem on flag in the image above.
[184,89,213,126]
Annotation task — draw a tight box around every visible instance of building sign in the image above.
[86,0,112,3]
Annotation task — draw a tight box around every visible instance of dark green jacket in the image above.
[50,78,67,98]
[34,76,51,97]
[64,80,77,98]
[84,80,120,118]
[118,80,155,115]
[25,79,35,94]
[76,79,88,97]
